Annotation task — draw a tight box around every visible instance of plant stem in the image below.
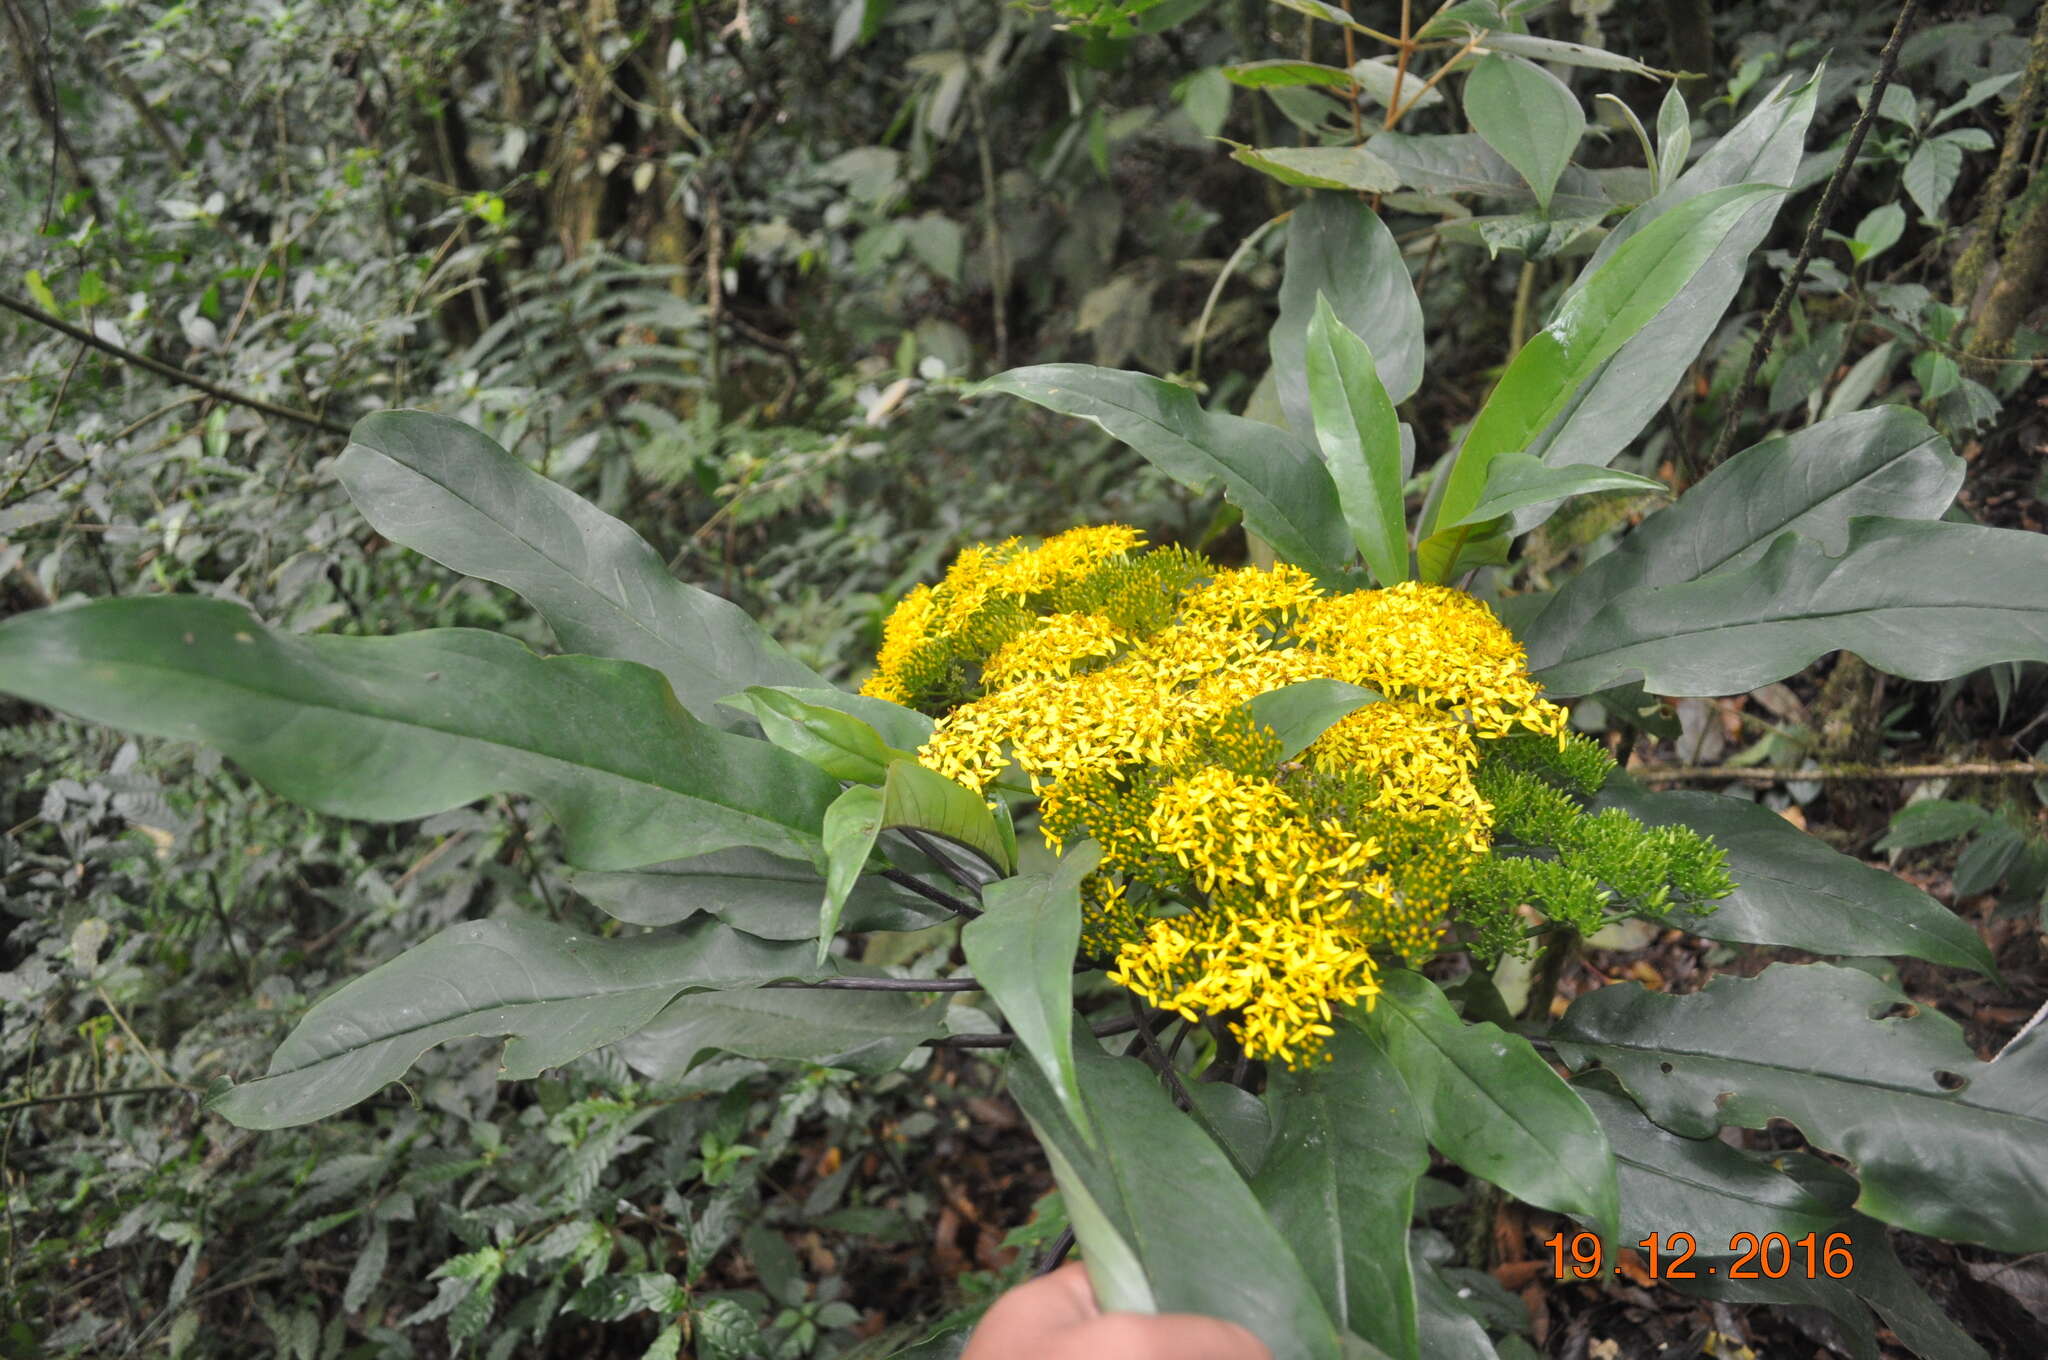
[0,1084,190,1115]
[1523,928,1579,1023]
[0,291,352,436]
[1706,0,1920,473]
[1634,760,2048,784]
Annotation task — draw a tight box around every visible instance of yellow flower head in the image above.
[865,529,1571,1064]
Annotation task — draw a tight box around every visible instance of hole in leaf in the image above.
[1870,1001,1918,1021]
[1658,1061,1674,1075]
[1933,1069,1968,1092]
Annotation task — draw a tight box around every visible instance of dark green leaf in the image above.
[209,918,819,1128]
[615,984,946,1077]
[1553,963,2048,1253]
[1240,680,1383,761]
[1358,972,1618,1242]
[1305,295,1409,585]
[1530,517,2048,698]
[1255,1027,1428,1360]
[970,366,1349,578]
[1463,56,1585,216]
[962,843,1100,1134]
[1009,1044,1345,1360]
[1953,822,2024,898]
[337,412,823,728]
[0,596,836,869]
[1275,194,1426,419]
[1597,775,1996,977]
[1527,405,1963,668]
[566,848,945,938]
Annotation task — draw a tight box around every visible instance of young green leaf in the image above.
[1654,85,1691,191]
[1416,182,1783,579]
[1516,73,1814,498]
[1305,294,1410,585]
[721,686,914,783]
[817,758,1014,963]
[1463,55,1586,216]
[1226,143,1402,194]
[1435,451,1667,532]
[970,365,1350,579]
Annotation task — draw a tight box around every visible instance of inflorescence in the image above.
[862,527,1731,1066]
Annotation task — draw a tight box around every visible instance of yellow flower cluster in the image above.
[862,527,1568,1065]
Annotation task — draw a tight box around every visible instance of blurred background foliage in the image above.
[1,0,2043,1355]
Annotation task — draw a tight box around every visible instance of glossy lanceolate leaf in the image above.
[1255,1027,1428,1360]
[566,847,945,939]
[1516,74,1815,504]
[1437,451,1667,532]
[1596,775,1996,977]
[1526,405,1964,666]
[1554,963,2048,1253]
[720,685,914,783]
[0,597,836,869]
[210,918,820,1128]
[1358,971,1619,1242]
[1274,193,1426,420]
[1009,1045,1345,1360]
[1531,517,2048,698]
[1418,183,1783,579]
[338,411,824,728]
[1304,294,1409,585]
[971,366,1349,578]
[962,842,1100,1137]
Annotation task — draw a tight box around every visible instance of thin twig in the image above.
[0,1084,190,1115]
[1190,212,1288,380]
[1706,0,1920,472]
[1634,760,2048,785]
[1387,31,1485,130]
[0,290,352,436]
[931,1015,1141,1049]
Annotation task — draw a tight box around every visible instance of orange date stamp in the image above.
[1545,1231,1856,1281]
